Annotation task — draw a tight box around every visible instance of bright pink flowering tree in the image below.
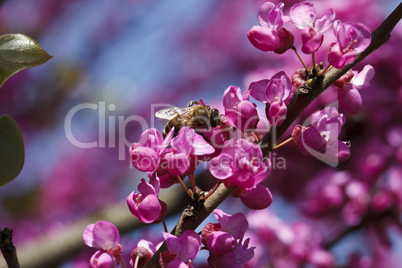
[1,0,401,267]
[76,1,401,267]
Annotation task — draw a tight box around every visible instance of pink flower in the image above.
[161,127,214,176]
[202,209,254,267]
[248,71,292,126]
[127,174,167,224]
[336,65,375,114]
[247,2,294,54]
[209,139,270,189]
[83,221,122,267]
[130,240,158,268]
[223,86,259,132]
[129,128,174,172]
[292,107,351,164]
[328,20,371,69]
[290,1,335,54]
[202,209,255,267]
[89,251,115,268]
[239,184,273,210]
[160,230,201,267]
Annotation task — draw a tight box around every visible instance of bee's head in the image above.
[210,109,221,128]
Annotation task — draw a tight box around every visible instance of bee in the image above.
[155,100,222,137]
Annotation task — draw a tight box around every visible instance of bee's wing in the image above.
[155,107,192,124]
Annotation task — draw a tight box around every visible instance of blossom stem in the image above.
[162,218,168,233]
[119,256,127,268]
[254,130,261,142]
[176,176,192,197]
[291,45,308,70]
[250,131,260,143]
[204,182,222,199]
[312,52,316,71]
[321,64,333,75]
[272,136,294,150]
[189,172,196,195]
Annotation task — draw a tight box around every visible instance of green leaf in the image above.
[0,33,52,88]
[0,115,24,187]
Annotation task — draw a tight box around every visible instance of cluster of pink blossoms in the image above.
[82,1,375,267]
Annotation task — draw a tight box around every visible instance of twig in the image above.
[144,183,232,267]
[0,228,20,268]
[259,2,402,158]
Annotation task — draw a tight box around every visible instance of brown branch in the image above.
[260,1,402,158]
[145,2,402,267]
[145,183,232,268]
[0,228,20,268]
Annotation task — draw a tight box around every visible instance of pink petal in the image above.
[265,78,285,103]
[137,194,162,223]
[247,25,280,52]
[90,251,114,268]
[257,2,275,27]
[163,232,179,255]
[92,221,120,250]
[206,231,236,255]
[164,152,190,176]
[214,209,248,240]
[209,153,233,179]
[83,224,96,247]
[249,79,269,103]
[290,1,316,29]
[268,102,287,126]
[223,85,242,109]
[338,87,363,114]
[137,178,157,196]
[236,101,259,132]
[137,128,164,150]
[130,146,159,172]
[271,71,292,101]
[267,2,287,29]
[241,184,273,210]
[296,127,326,156]
[176,230,201,261]
[314,9,335,33]
[192,133,215,155]
[351,65,375,89]
[301,29,323,54]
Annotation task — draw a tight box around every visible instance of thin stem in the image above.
[321,64,332,75]
[162,218,168,233]
[204,181,222,199]
[176,176,192,198]
[272,136,294,150]
[189,172,196,194]
[312,52,316,71]
[250,132,259,143]
[291,45,308,70]
[120,256,127,268]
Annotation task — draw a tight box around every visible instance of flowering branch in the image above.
[260,1,402,158]
[142,4,401,267]
[145,183,232,268]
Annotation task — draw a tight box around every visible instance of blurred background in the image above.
[0,0,401,267]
